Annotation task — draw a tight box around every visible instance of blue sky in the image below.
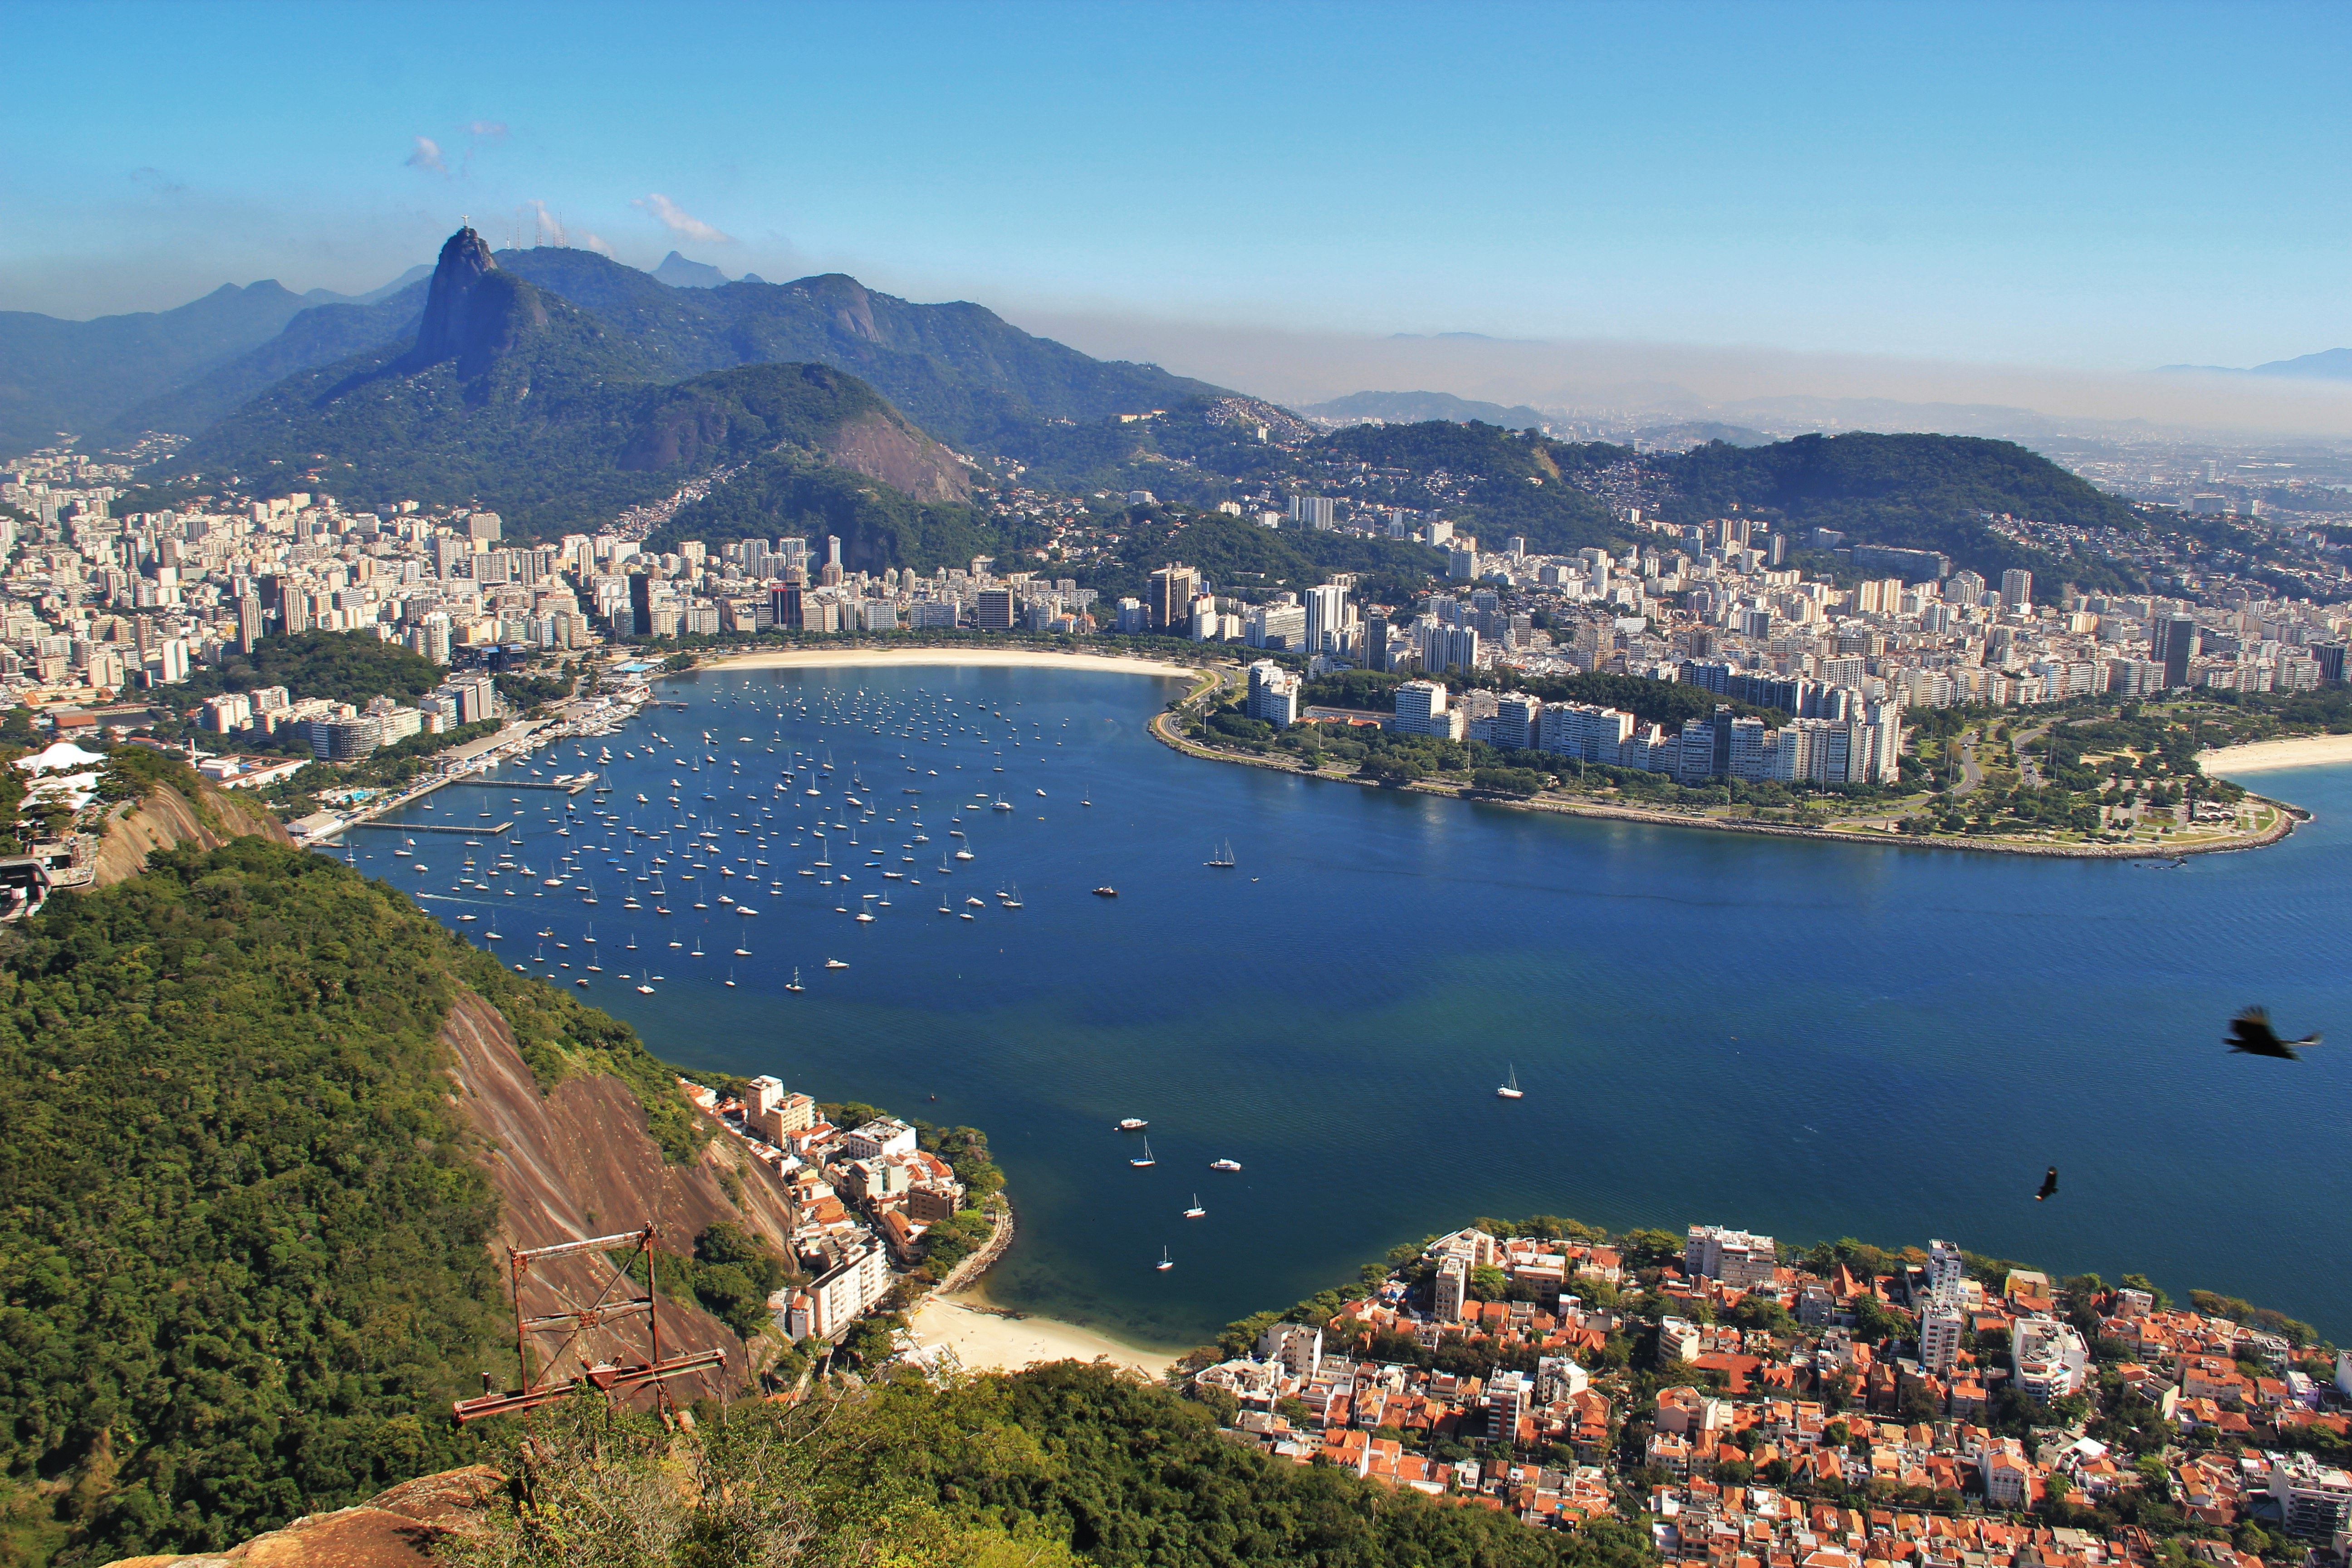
[3,0,2345,371]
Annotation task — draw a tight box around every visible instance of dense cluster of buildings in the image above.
[587,532,1110,640]
[0,451,595,716]
[1190,1220,2352,1558]
[680,1075,970,1348]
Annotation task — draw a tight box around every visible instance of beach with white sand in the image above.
[907,1294,1179,1379]
[2199,733,2352,774]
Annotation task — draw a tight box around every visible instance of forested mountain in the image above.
[1301,388,1551,428]
[1654,431,2149,589]
[167,232,980,544]
[490,248,1225,450]
[0,282,326,453]
[0,270,431,453]
[108,280,430,440]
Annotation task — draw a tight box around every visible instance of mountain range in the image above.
[2,228,2174,596]
[1299,388,1552,429]
[172,230,989,551]
[2156,348,2352,380]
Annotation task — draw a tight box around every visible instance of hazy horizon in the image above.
[5,0,2349,444]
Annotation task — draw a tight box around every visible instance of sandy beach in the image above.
[2200,734,2352,774]
[907,1294,1179,1379]
[704,647,1205,680]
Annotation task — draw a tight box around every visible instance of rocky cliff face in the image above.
[98,1465,504,1568]
[823,409,971,503]
[93,778,290,886]
[440,988,798,1392]
[402,227,546,379]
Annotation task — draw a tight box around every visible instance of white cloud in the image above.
[578,231,615,256]
[404,136,448,176]
[468,120,509,140]
[632,193,732,245]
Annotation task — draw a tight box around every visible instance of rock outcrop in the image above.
[93,779,290,886]
[823,409,971,503]
[99,1465,504,1568]
[401,227,547,379]
[440,988,799,1392]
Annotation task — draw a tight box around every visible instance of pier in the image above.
[436,773,599,795]
[342,820,514,837]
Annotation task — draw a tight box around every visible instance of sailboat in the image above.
[636,974,656,995]
[724,967,736,987]
[1183,1194,1205,1218]
[1205,839,1236,868]
[1155,1247,1174,1272]
[785,967,804,992]
[1497,1064,1524,1100]
[1130,1138,1156,1169]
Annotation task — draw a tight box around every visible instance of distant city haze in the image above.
[3,0,2347,435]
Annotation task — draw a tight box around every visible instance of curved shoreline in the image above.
[2198,733,2352,774]
[1147,707,2303,861]
[698,645,1203,681]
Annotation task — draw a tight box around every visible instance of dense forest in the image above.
[1076,506,1444,607]
[1654,433,2148,593]
[0,842,701,1563]
[175,628,447,707]
[654,450,1035,576]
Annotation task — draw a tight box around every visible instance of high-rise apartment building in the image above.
[2000,568,2034,609]
[1147,564,1200,630]
[1246,660,1300,727]
[975,589,1017,631]
[1304,583,1348,657]
[2153,615,2199,688]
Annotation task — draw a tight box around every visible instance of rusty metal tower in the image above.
[453,1223,727,1423]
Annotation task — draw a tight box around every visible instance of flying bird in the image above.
[2035,1166,2058,1202]
[2226,1007,2320,1060]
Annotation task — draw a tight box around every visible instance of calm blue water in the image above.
[351,663,2352,1349]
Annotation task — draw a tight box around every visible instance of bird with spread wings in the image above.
[2227,1007,2321,1060]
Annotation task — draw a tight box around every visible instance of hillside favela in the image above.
[2,8,2350,1568]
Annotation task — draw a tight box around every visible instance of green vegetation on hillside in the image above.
[658,448,1028,576]
[459,1364,1651,1568]
[493,252,1224,455]
[0,843,503,1559]
[177,629,446,707]
[1321,422,1634,557]
[1657,432,2145,592]
[0,842,708,1563]
[1078,506,1442,607]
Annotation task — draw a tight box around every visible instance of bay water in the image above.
[363,662,2352,1348]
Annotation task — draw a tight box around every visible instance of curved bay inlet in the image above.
[382,661,2351,1349]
